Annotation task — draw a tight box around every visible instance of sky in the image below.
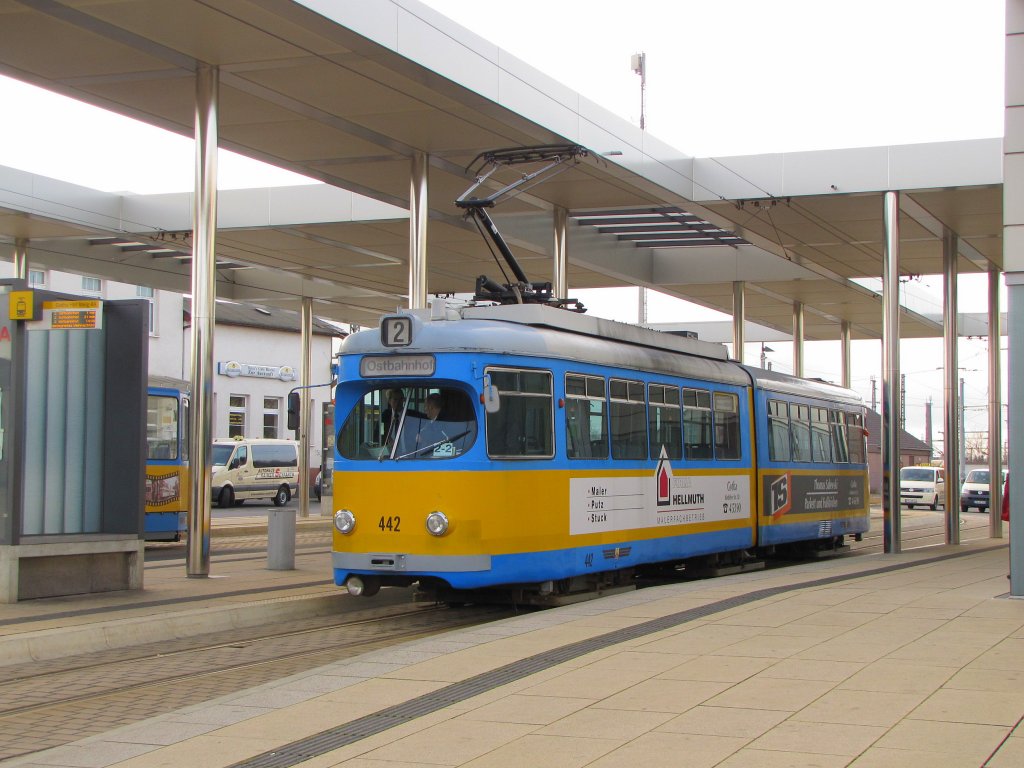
[0,0,1008,456]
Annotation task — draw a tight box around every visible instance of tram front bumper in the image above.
[332,551,491,574]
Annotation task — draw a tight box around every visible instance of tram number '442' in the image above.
[378,516,401,533]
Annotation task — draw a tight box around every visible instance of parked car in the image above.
[960,468,1006,514]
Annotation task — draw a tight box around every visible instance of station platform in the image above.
[3,534,1023,768]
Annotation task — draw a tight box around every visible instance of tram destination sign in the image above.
[360,355,435,377]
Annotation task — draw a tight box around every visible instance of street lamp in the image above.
[630,52,646,130]
[760,343,774,370]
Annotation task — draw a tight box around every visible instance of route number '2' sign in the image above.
[381,316,412,347]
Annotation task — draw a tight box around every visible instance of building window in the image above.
[28,269,46,287]
[136,286,156,335]
[228,395,247,438]
[81,276,102,293]
[263,397,280,438]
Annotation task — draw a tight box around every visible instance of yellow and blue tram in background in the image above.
[144,377,190,541]
[330,303,869,601]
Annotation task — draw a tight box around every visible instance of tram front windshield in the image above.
[339,386,477,461]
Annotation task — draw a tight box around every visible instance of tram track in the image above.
[0,601,515,762]
[851,509,994,553]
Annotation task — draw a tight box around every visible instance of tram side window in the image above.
[147,394,179,460]
[791,404,812,462]
[648,384,682,460]
[767,399,791,462]
[565,374,608,459]
[810,407,832,462]
[830,409,849,463]
[486,369,553,458]
[682,388,714,460]
[714,392,741,459]
[846,412,866,464]
[609,379,646,459]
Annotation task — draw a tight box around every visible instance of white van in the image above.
[960,468,1006,514]
[211,438,299,507]
[899,465,945,510]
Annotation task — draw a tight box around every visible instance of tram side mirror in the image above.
[482,377,500,414]
[287,391,300,431]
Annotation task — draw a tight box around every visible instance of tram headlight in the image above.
[425,511,449,537]
[334,509,356,534]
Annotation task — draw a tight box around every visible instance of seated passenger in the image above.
[425,393,443,422]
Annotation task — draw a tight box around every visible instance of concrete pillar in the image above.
[187,63,218,578]
[792,301,804,378]
[840,320,852,389]
[732,281,745,364]
[1009,277,1024,595]
[989,265,1003,538]
[882,191,902,554]
[409,151,428,309]
[1005,0,1024,595]
[13,238,27,280]
[553,206,568,300]
[299,296,312,519]
[943,228,960,544]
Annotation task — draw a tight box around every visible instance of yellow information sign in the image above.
[9,290,34,321]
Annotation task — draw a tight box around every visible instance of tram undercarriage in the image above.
[385,536,854,607]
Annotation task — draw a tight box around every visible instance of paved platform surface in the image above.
[3,537,1023,768]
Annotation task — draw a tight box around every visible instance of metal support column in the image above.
[732,281,745,364]
[1008,274,1024,596]
[989,265,1003,537]
[299,296,312,519]
[840,320,852,389]
[187,64,218,577]
[943,228,960,544]
[882,191,902,554]
[408,151,428,309]
[792,301,805,378]
[13,238,27,280]
[553,206,568,300]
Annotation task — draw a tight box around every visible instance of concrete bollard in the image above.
[267,508,296,570]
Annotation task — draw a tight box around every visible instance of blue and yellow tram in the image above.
[330,303,869,599]
[144,377,190,541]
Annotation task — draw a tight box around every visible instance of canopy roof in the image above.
[0,0,1002,339]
